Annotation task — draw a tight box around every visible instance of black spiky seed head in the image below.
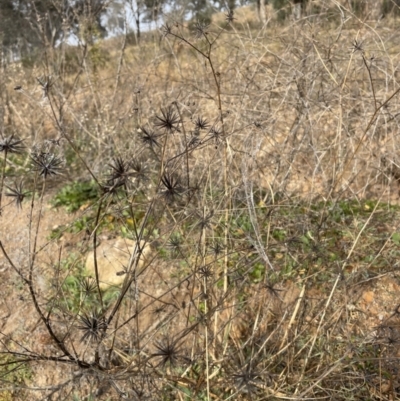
[107,156,133,189]
[0,133,24,154]
[193,21,209,39]
[167,234,182,257]
[262,282,283,299]
[5,181,29,209]
[232,365,260,394]
[209,126,224,147]
[194,116,210,131]
[155,106,180,133]
[208,241,224,257]
[352,39,364,53]
[140,126,160,148]
[130,158,149,183]
[108,156,130,179]
[79,277,97,296]
[194,209,214,230]
[226,9,235,23]
[31,152,63,178]
[77,310,107,343]
[160,173,184,202]
[198,264,213,279]
[162,23,173,37]
[152,339,181,368]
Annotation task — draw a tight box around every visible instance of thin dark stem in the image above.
[0,150,8,216]
[93,197,104,311]
[318,85,400,227]
[0,241,24,280]
[173,102,190,191]
[107,131,175,326]
[47,90,100,186]
[362,54,377,111]
[29,179,46,272]
[167,31,208,59]
[1,236,87,367]
[186,226,206,326]
[106,198,155,326]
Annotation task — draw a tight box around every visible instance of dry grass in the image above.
[2,4,400,400]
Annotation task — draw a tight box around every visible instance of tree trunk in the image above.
[292,0,303,20]
[366,0,382,20]
[257,0,267,25]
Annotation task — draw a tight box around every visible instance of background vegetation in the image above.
[2,0,400,400]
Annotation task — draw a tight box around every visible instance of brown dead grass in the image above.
[4,6,400,400]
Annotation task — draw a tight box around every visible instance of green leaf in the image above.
[392,232,400,245]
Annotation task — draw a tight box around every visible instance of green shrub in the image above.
[51,180,99,213]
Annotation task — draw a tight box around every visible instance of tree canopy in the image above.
[2,0,400,61]
[0,0,108,60]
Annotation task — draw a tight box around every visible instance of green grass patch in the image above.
[51,180,99,213]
